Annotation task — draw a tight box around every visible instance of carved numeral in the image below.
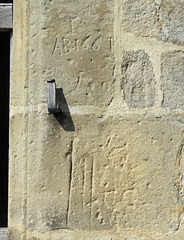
[81,36,91,50]
[52,35,110,55]
[91,36,101,50]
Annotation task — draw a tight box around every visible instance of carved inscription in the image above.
[52,36,111,55]
[62,38,79,54]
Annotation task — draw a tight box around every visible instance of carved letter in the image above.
[62,38,71,54]
[52,38,62,55]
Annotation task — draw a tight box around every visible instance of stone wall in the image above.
[8,0,184,239]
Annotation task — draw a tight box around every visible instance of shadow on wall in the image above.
[53,88,75,132]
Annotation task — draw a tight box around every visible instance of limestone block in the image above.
[121,51,156,108]
[121,0,184,45]
[9,113,27,225]
[10,0,28,107]
[161,51,184,110]
[67,115,184,235]
[121,0,158,38]
[8,0,31,237]
[9,0,184,239]
[160,1,184,45]
[40,0,114,107]
[14,113,184,236]
[12,113,184,237]
[26,113,74,233]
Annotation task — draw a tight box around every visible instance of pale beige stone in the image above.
[8,227,22,240]
[9,114,184,239]
[121,0,184,45]
[121,0,158,38]
[8,1,30,235]
[67,115,184,236]
[25,113,74,232]
[8,0,184,239]
[40,0,114,107]
[9,114,25,224]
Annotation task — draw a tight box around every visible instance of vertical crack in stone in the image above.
[175,142,184,232]
[90,157,94,229]
[66,139,74,228]
[175,143,184,198]
[82,158,85,212]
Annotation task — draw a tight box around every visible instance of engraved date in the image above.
[52,36,111,55]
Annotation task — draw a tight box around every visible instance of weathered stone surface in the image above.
[121,0,158,38]
[67,115,184,235]
[8,2,30,239]
[161,51,184,110]
[10,113,184,237]
[40,0,114,107]
[121,0,184,45]
[9,0,28,107]
[9,113,27,226]
[160,1,184,45]
[8,227,184,240]
[121,51,156,108]
[9,0,184,239]
[8,227,22,240]
[26,113,74,232]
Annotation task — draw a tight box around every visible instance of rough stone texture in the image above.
[160,1,184,45]
[9,114,25,224]
[8,0,29,236]
[67,115,184,235]
[161,51,184,110]
[121,51,156,108]
[121,0,184,45]
[8,0,184,239]
[8,227,22,240]
[121,0,158,38]
[40,0,114,107]
[26,113,74,232]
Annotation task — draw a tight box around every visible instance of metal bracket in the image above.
[47,79,61,114]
